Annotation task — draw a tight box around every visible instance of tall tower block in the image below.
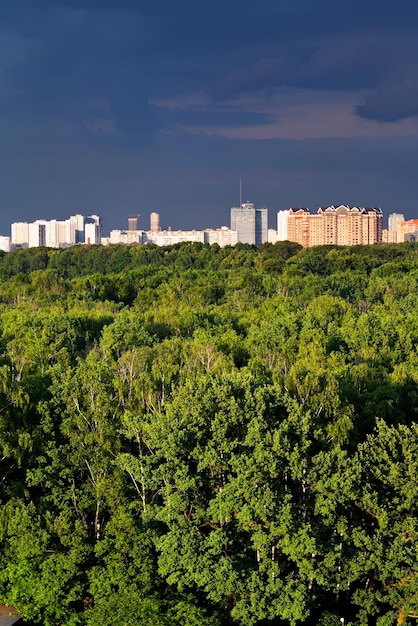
[230,202,268,246]
[388,213,404,232]
[128,216,139,231]
[150,212,160,233]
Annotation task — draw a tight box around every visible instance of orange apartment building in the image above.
[287,205,382,247]
[396,219,418,242]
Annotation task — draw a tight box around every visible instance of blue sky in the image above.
[2,0,418,234]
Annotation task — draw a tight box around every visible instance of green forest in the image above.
[0,240,417,626]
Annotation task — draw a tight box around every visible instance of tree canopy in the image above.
[0,241,417,625]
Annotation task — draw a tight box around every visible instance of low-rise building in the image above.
[396,219,418,242]
[144,229,205,246]
[203,227,238,247]
[109,230,144,245]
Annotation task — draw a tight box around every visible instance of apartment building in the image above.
[286,205,382,247]
[396,219,418,242]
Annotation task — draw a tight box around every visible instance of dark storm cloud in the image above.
[356,69,418,122]
[212,19,418,111]
[2,0,418,235]
[158,107,270,130]
[0,4,159,144]
[4,0,418,123]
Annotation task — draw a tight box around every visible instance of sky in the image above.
[2,0,418,234]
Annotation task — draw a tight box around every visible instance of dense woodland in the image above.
[0,240,417,625]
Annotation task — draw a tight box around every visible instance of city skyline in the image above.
[1,200,407,240]
[2,1,418,235]
[6,206,418,251]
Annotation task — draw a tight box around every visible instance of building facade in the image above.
[109,230,144,245]
[230,203,268,245]
[28,221,47,247]
[109,226,237,248]
[388,213,405,234]
[11,214,102,248]
[150,212,160,233]
[144,229,205,246]
[84,215,102,245]
[286,205,383,247]
[0,236,11,252]
[396,219,418,242]
[11,222,29,246]
[287,208,311,248]
[277,210,289,241]
[127,216,139,231]
[203,227,238,247]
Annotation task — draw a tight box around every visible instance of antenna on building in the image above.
[239,179,242,208]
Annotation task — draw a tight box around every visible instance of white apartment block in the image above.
[11,222,29,245]
[145,230,205,246]
[109,230,144,245]
[11,214,102,248]
[203,227,238,247]
[0,236,10,252]
[68,214,87,243]
[385,212,404,242]
[388,212,405,233]
[28,221,48,247]
[109,226,237,248]
[44,220,71,247]
[85,216,102,245]
[277,210,289,241]
[268,229,278,243]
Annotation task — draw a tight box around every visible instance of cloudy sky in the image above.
[2,0,418,234]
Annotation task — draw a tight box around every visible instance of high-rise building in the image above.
[287,208,311,248]
[68,214,86,243]
[388,213,404,232]
[255,207,268,246]
[28,221,47,247]
[317,205,382,246]
[84,215,102,245]
[150,212,160,233]
[12,214,103,248]
[386,212,405,242]
[287,205,382,247]
[128,216,139,231]
[230,202,268,245]
[277,210,290,241]
[11,222,29,246]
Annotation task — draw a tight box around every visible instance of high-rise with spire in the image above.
[230,202,268,245]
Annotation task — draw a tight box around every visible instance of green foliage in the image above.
[0,241,416,624]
